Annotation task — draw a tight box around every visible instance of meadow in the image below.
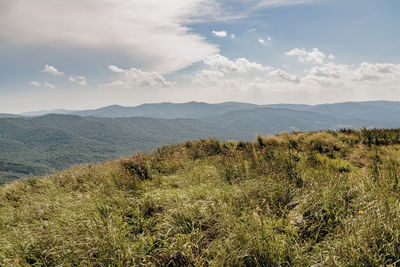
[1,129,400,266]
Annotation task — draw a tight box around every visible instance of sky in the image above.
[0,0,399,113]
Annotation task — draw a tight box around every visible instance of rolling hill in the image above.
[0,115,233,184]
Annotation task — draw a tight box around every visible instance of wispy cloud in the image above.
[42,65,64,76]
[258,36,271,44]
[256,0,320,8]
[69,76,87,86]
[30,81,41,87]
[30,81,55,89]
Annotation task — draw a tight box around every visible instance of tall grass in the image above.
[1,129,400,266]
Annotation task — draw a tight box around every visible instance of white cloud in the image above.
[193,70,225,85]
[269,69,300,83]
[108,65,124,73]
[286,48,327,64]
[286,48,307,57]
[303,62,400,88]
[69,76,87,86]
[0,0,220,74]
[304,48,325,64]
[259,35,271,44]
[30,81,55,89]
[43,82,56,89]
[355,62,400,81]
[230,34,236,39]
[106,65,175,88]
[212,30,228,38]
[308,63,349,78]
[328,54,335,60]
[42,65,64,76]
[203,54,272,73]
[30,81,41,87]
[102,80,127,88]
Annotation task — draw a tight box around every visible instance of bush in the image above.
[120,153,151,181]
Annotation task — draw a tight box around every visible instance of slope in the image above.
[1,130,400,265]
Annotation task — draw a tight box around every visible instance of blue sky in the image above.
[0,0,399,113]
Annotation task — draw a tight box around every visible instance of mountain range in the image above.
[19,100,400,123]
[1,100,400,184]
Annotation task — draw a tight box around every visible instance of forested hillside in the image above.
[0,115,233,184]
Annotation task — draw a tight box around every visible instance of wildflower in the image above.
[358,210,364,215]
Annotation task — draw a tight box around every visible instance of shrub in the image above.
[120,153,151,181]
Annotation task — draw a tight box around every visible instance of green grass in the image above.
[2,129,400,266]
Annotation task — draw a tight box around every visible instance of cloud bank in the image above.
[189,52,400,104]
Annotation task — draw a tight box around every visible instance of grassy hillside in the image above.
[2,129,400,265]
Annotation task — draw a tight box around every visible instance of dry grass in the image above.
[1,129,400,266]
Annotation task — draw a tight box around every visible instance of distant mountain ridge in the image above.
[18,101,400,123]
[69,102,259,119]
[0,113,22,118]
